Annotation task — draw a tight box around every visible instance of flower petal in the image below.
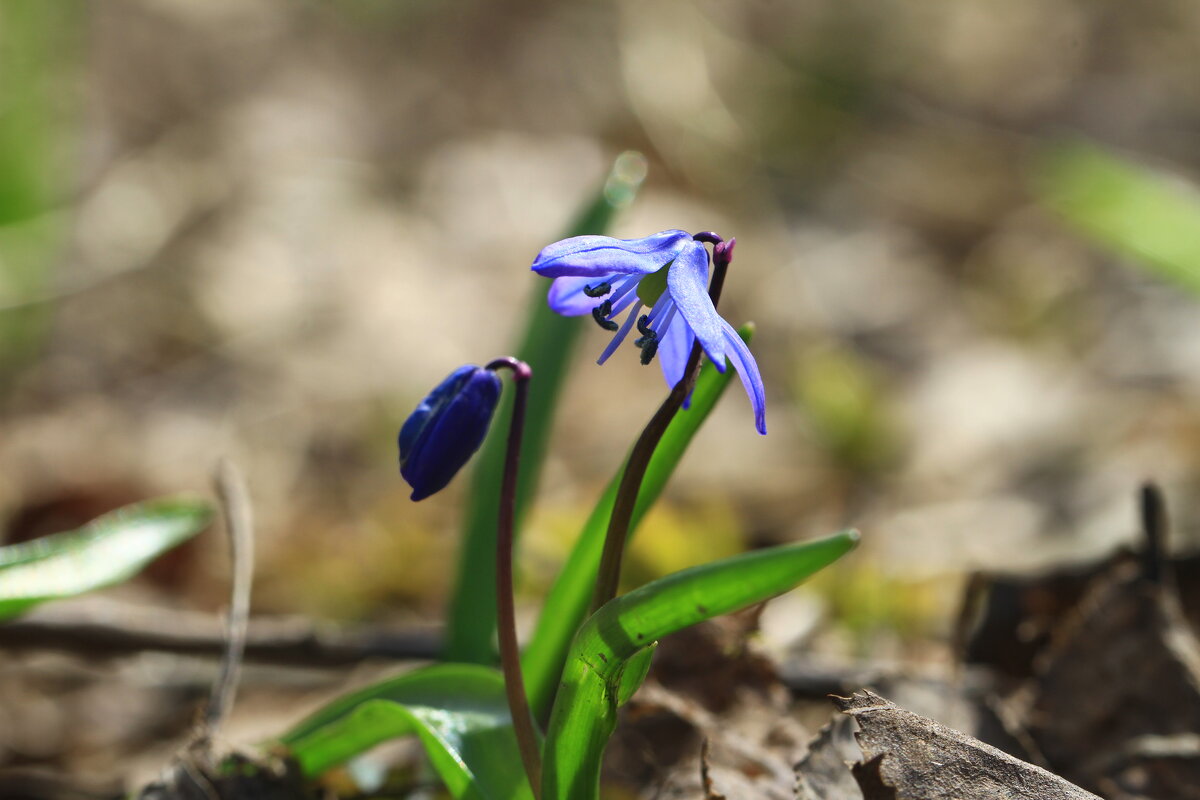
[400,367,502,500]
[721,320,767,435]
[597,301,643,365]
[657,312,694,390]
[666,241,725,365]
[532,230,692,278]
[608,276,642,317]
[398,365,477,462]
[547,275,612,316]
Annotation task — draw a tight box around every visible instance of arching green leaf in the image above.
[542,530,859,800]
[0,498,212,621]
[279,663,533,800]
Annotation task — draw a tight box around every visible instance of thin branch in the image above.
[1140,481,1167,585]
[0,602,441,664]
[204,459,255,737]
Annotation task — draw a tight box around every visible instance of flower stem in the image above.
[486,356,543,799]
[589,239,734,614]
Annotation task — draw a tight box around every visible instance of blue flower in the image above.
[399,365,503,500]
[532,230,766,434]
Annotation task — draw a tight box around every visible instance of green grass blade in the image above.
[0,3,82,378]
[0,498,213,620]
[541,530,859,800]
[279,663,533,800]
[615,643,656,707]
[445,152,647,664]
[1033,141,1200,294]
[521,325,756,720]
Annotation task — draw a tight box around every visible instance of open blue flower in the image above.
[399,365,502,500]
[532,230,766,434]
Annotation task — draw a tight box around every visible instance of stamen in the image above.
[640,337,659,364]
[634,313,658,351]
[597,302,644,364]
[644,299,669,326]
[635,299,672,347]
[582,282,611,298]
[591,300,618,331]
[607,274,642,309]
[652,303,677,335]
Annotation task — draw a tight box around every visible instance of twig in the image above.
[1140,482,1167,585]
[204,459,255,739]
[0,602,441,664]
[699,738,727,800]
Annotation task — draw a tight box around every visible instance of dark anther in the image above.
[636,314,653,337]
[635,320,659,357]
[591,301,618,331]
[640,337,659,364]
[692,231,723,245]
[583,282,611,298]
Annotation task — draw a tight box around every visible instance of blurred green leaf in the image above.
[279,663,533,800]
[521,325,755,721]
[541,530,860,800]
[0,498,212,621]
[446,152,647,664]
[1034,141,1200,294]
[0,2,81,374]
[794,346,898,474]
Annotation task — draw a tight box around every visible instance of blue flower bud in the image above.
[399,365,502,501]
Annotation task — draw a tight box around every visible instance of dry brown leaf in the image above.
[850,756,898,800]
[833,690,1100,800]
[1091,734,1200,799]
[1025,567,1200,796]
[794,716,861,800]
[606,621,805,799]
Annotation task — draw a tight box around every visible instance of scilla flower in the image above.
[399,365,502,500]
[532,230,766,434]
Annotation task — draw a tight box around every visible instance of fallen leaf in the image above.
[606,621,804,799]
[832,690,1100,799]
[851,755,898,800]
[794,716,861,800]
[1024,567,1200,795]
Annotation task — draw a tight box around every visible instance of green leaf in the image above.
[541,530,859,800]
[0,3,82,378]
[0,498,212,621]
[1033,141,1200,294]
[279,663,533,800]
[521,325,756,721]
[445,152,648,664]
[615,642,656,707]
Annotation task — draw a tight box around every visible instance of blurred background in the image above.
[3,0,1200,785]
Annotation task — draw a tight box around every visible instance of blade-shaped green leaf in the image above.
[279,663,533,800]
[1033,141,1200,294]
[0,498,212,621]
[0,3,81,379]
[446,152,648,663]
[615,642,656,707]
[521,325,756,720]
[542,530,859,800]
